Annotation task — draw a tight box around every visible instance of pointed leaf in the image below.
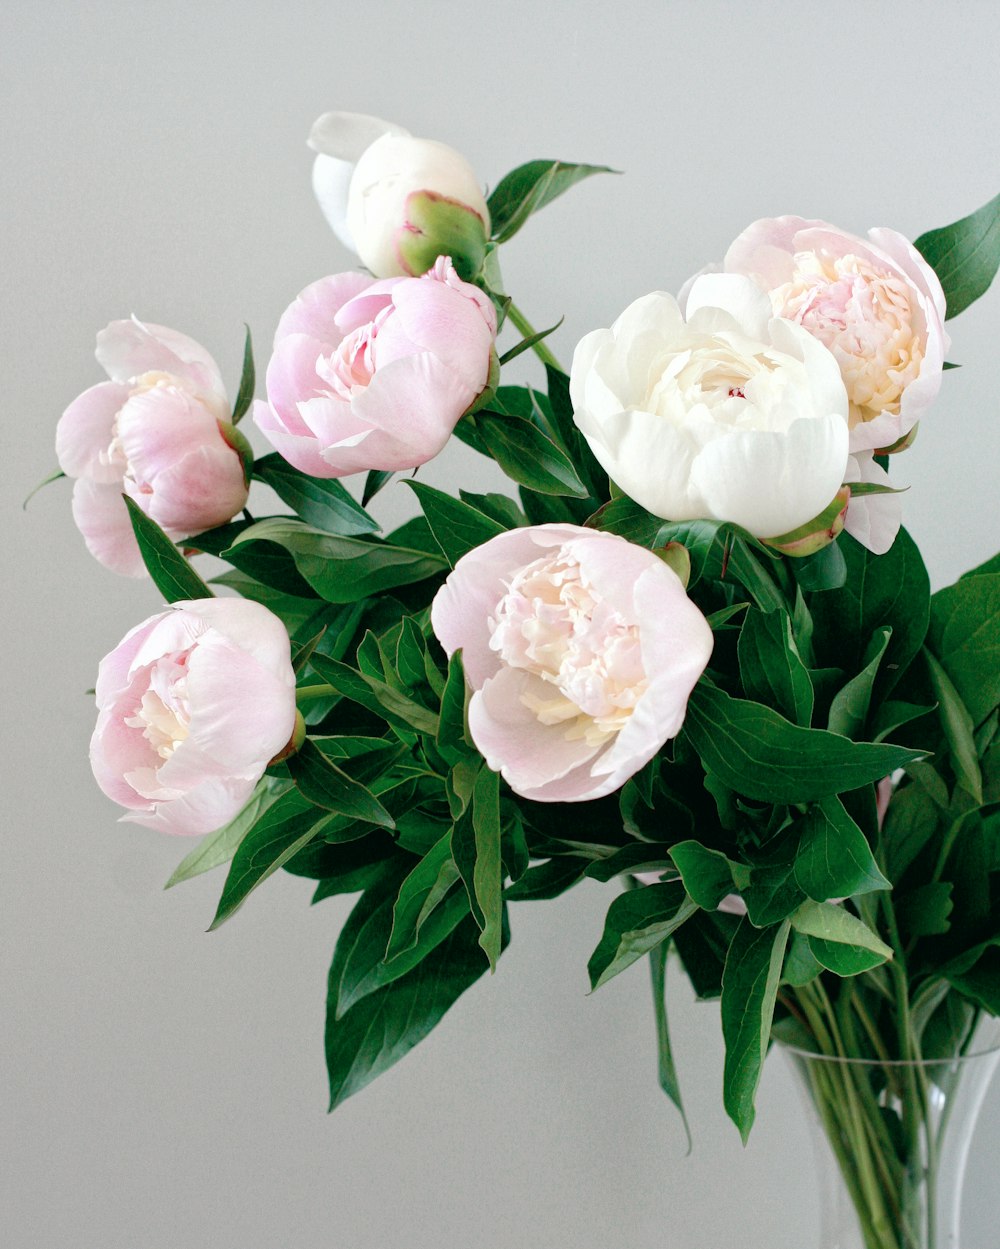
[915,190,1000,319]
[487,159,616,242]
[794,797,891,901]
[405,479,506,567]
[231,324,255,423]
[588,882,698,990]
[253,453,379,535]
[287,738,395,829]
[123,496,214,601]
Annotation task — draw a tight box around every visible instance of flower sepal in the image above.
[395,190,490,281]
[762,486,850,558]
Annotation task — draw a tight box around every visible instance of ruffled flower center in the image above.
[770,251,923,426]
[318,309,392,399]
[123,649,193,795]
[643,334,797,436]
[488,549,647,746]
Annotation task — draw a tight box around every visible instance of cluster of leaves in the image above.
[132,173,1000,1140]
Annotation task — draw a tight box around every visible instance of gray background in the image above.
[4,3,999,1246]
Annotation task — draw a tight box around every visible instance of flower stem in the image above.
[505,300,564,372]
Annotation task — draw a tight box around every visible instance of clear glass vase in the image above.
[784,1036,1000,1249]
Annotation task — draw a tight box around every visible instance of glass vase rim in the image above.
[778,1036,1000,1068]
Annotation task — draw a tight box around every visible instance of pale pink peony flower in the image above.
[56,318,250,577]
[256,256,497,478]
[722,218,948,456]
[90,598,297,836]
[430,525,714,803]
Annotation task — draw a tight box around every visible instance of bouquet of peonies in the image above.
[46,111,1000,1248]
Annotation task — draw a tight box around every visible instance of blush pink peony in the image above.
[721,217,949,456]
[430,525,714,803]
[56,318,250,577]
[90,598,297,836]
[255,256,497,478]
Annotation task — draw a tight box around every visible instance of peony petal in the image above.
[690,412,848,539]
[273,272,375,345]
[254,398,347,478]
[123,775,258,836]
[307,111,409,160]
[684,273,773,340]
[55,381,130,483]
[843,453,902,555]
[145,444,248,535]
[96,318,227,414]
[388,271,495,392]
[71,478,147,577]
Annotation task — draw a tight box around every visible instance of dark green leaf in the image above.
[794,797,890,901]
[123,496,213,602]
[385,833,463,961]
[588,882,698,990]
[924,648,983,803]
[827,627,891,738]
[231,324,255,423]
[470,766,504,970]
[683,682,924,804]
[287,738,395,829]
[475,410,589,498]
[504,856,588,900]
[22,467,66,509]
[738,609,814,726]
[649,940,691,1149]
[669,841,738,911]
[810,529,930,699]
[326,912,502,1109]
[790,539,848,592]
[487,159,616,242]
[584,843,672,883]
[459,490,526,529]
[226,517,446,603]
[253,453,379,535]
[209,789,326,928]
[791,900,893,974]
[586,495,664,546]
[896,882,954,939]
[188,519,314,596]
[499,316,564,366]
[721,918,790,1142]
[165,778,291,888]
[437,651,473,763]
[914,191,1000,319]
[405,479,506,567]
[309,652,440,737]
[362,470,395,506]
[928,572,1000,728]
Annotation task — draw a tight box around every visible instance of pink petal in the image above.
[71,478,147,577]
[123,776,258,836]
[274,272,375,345]
[389,273,495,392]
[55,381,130,482]
[96,318,227,413]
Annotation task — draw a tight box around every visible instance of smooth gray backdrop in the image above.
[4,3,999,1246]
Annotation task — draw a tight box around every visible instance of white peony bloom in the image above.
[570,275,851,541]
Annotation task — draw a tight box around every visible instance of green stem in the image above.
[295,683,336,704]
[505,300,563,372]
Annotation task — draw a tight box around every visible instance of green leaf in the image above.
[827,627,891,738]
[309,651,440,737]
[794,797,890,901]
[22,467,66,509]
[914,191,1000,319]
[504,856,588,900]
[896,882,954,939]
[123,496,213,602]
[791,899,893,974]
[487,159,616,243]
[924,648,983,804]
[649,940,691,1149]
[385,833,463,962]
[405,480,506,567]
[721,918,790,1142]
[188,519,314,597]
[253,453,379,536]
[790,540,848,592]
[437,650,472,763]
[588,882,698,990]
[165,779,291,888]
[209,789,327,928]
[742,862,803,927]
[683,682,924,804]
[326,911,500,1110]
[498,316,564,366]
[470,766,504,970]
[333,873,470,1018]
[586,495,665,546]
[459,490,526,529]
[669,841,738,911]
[362,469,394,506]
[474,410,589,498]
[226,517,446,603]
[928,572,1000,727]
[287,738,395,829]
[231,324,255,423]
[738,608,814,726]
[810,529,930,700]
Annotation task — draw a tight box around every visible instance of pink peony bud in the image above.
[56,318,250,577]
[256,257,497,478]
[90,598,297,836]
[430,525,714,803]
